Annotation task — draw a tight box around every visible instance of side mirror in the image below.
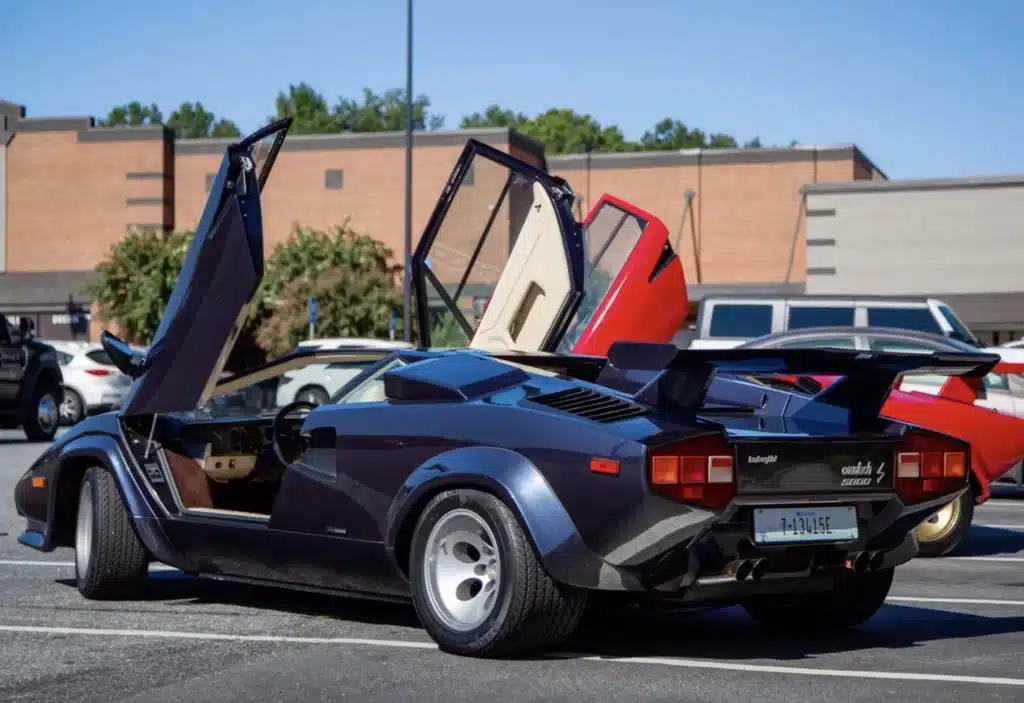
[100,330,150,379]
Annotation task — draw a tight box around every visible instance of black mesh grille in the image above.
[528,387,648,423]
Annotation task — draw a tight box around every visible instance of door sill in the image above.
[182,507,271,521]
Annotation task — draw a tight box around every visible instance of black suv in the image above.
[0,317,64,441]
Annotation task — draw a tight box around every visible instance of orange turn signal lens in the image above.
[651,456,679,484]
[31,476,46,489]
[590,457,620,476]
[943,452,966,478]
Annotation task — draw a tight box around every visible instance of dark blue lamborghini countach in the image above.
[13,119,999,657]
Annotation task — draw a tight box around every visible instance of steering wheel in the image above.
[271,400,318,467]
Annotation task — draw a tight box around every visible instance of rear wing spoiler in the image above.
[938,360,1024,404]
[602,341,1001,425]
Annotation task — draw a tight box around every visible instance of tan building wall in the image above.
[0,98,886,341]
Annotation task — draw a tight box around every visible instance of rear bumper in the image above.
[556,488,961,602]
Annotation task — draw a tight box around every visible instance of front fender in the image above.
[44,428,189,568]
[384,445,641,590]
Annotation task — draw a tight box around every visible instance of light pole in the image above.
[402,0,414,343]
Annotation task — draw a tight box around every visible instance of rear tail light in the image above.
[649,434,735,509]
[894,431,969,503]
[84,369,111,377]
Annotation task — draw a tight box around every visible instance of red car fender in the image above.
[792,368,1024,505]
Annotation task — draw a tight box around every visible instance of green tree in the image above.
[98,101,164,127]
[85,228,193,344]
[335,87,444,132]
[460,105,529,130]
[167,101,241,138]
[269,83,445,135]
[256,224,402,356]
[268,82,338,135]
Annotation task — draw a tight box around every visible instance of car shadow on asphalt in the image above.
[56,571,421,629]
[563,602,1024,662]
[955,525,1024,557]
[55,571,1024,662]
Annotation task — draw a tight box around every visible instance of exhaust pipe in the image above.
[849,551,870,573]
[734,559,754,581]
[868,551,886,572]
[750,559,768,581]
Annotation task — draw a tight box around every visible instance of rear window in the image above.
[708,304,773,338]
[85,349,115,366]
[787,305,855,329]
[865,307,942,335]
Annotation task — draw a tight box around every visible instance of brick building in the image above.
[0,99,885,341]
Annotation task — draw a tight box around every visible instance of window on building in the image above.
[324,169,344,190]
[708,304,773,338]
[787,305,855,330]
[865,307,942,335]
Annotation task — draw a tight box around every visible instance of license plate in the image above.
[753,506,858,544]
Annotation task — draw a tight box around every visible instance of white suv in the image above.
[47,341,134,425]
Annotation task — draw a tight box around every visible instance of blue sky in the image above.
[3,0,1022,179]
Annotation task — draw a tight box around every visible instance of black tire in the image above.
[409,488,587,657]
[295,385,330,405]
[742,567,894,632]
[916,487,975,558]
[74,467,149,600]
[21,379,62,442]
[60,387,86,426]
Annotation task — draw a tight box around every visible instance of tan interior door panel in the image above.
[470,182,571,353]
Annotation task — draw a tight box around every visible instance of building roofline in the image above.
[174,126,546,158]
[547,144,885,173]
[803,172,1024,196]
[0,100,173,143]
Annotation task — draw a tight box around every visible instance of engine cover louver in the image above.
[528,387,649,423]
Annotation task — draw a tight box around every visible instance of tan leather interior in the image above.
[163,450,214,510]
[470,181,571,353]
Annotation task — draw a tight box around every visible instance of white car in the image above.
[47,341,135,425]
[999,338,1024,349]
[274,338,414,406]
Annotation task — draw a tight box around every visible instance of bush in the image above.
[86,228,193,344]
[256,224,402,356]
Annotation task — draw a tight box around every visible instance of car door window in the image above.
[786,306,855,330]
[708,304,773,338]
[775,336,857,350]
[336,359,408,404]
[867,339,948,387]
[865,307,942,335]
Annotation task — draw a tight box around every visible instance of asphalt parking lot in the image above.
[0,430,1022,702]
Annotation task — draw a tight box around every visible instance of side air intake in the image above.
[528,387,649,423]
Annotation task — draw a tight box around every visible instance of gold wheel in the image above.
[917,498,962,544]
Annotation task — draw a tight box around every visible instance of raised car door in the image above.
[107,119,292,416]
[411,140,584,353]
[411,142,688,355]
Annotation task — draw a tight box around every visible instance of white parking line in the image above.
[974,523,1024,530]
[946,556,1024,563]
[980,500,1024,509]
[0,624,1019,687]
[888,596,1024,606]
[0,560,177,570]
[549,652,1024,686]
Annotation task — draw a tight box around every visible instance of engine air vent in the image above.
[528,387,649,423]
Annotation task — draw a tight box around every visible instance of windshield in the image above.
[937,303,980,345]
[557,202,647,352]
